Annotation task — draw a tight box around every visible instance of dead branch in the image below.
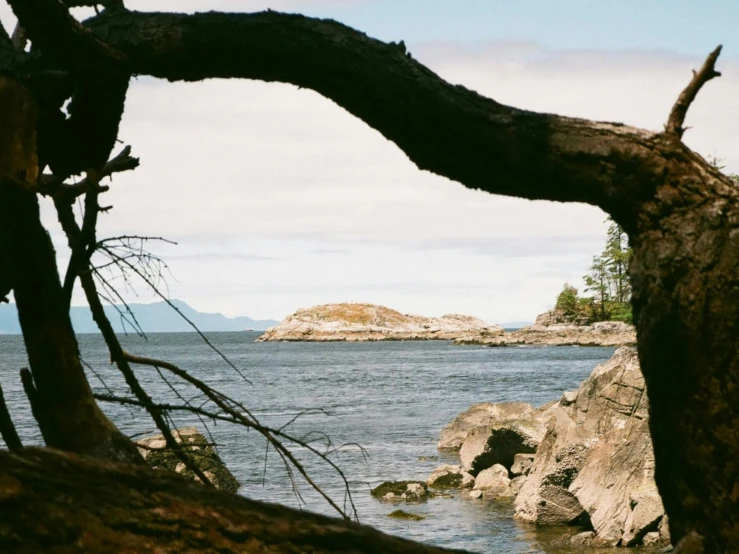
[54,194,216,488]
[0,383,22,450]
[119,351,359,520]
[665,46,722,139]
[40,145,139,201]
[62,168,101,304]
[99,245,252,382]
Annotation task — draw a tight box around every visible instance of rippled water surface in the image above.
[1,332,621,553]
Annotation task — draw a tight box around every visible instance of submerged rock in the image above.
[387,510,425,521]
[514,347,670,546]
[257,302,498,342]
[137,427,239,493]
[371,481,429,503]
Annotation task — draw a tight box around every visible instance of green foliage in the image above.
[555,283,580,318]
[555,217,633,324]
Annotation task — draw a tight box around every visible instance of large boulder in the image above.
[459,418,546,475]
[513,347,670,546]
[137,427,240,493]
[426,464,474,489]
[437,401,535,451]
[472,464,514,499]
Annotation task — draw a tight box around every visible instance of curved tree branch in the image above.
[72,9,670,224]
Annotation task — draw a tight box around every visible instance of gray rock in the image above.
[473,464,513,498]
[658,515,671,544]
[514,347,668,546]
[437,402,535,451]
[560,390,578,406]
[137,427,239,493]
[643,532,662,546]
[511,453,535,476]
[510,475,527,495]
[460,418,546,475]
[426,464,474,489]
[621,491,666,546]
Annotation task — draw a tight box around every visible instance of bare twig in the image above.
[0,383,23,450]
[54,191,216,489]
[666,45,722,139]
[118,352,359,520]
[40,145,139,201]
[100,247,251,383]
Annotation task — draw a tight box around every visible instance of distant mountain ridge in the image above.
[0,300,278,334]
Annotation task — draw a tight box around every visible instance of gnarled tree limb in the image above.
[76,9,664,224]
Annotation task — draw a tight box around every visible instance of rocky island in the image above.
[454,309,636,347]
[256,303,498,342]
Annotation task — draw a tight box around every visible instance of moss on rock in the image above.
[137,427,239,493]
[371,481,428,503]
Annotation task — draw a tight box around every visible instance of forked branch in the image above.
[666,45,722,139]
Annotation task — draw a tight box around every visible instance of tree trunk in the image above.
[0,76,142,464]
[0,447,470,554]
[629,140,739,550]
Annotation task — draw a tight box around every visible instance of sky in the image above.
[2,1,738,324]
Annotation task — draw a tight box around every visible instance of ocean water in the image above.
[0,332,624,552]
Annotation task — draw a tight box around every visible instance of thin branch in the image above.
[665,45,723,139]
[0,382,23,450]
[119,352,359,520]
[101,247,251,383]
[63,168,102,304]
[54,190,215,489]
[40,145,139,201]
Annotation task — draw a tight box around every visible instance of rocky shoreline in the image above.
[454,310,636,347]
[374,347,670,549]
[258,304,636,346]
[257,302,499,342]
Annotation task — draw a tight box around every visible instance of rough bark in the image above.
[629,142,739,549]
[0,76,142,464]
[0,447,470,554]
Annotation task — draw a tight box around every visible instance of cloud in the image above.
[5,9,734,322]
